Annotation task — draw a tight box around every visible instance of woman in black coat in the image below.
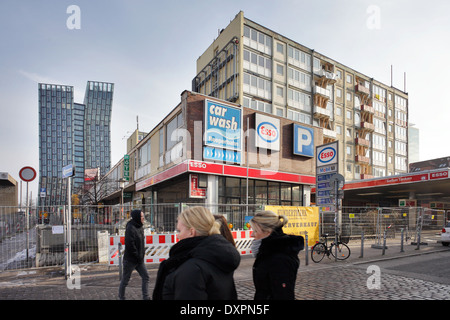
[250,211,304,300]
[153,207,241,300]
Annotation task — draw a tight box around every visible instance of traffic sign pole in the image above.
[19,166,36,267]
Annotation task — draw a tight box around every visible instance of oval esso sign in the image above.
[318,147,336,164]
[257,122,279,143]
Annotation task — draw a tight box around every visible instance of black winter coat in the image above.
[153,234,241,300]
[123,211,145,264]
[252,228,304,300]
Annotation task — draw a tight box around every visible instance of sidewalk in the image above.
[0,234,448,301]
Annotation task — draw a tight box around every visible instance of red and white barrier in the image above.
[108,230,253,265]
[232,230,254,256]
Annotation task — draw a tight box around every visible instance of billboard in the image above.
[204,99,242,151]
[264,206,319,246]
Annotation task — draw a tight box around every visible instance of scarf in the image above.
[152,236,206,300]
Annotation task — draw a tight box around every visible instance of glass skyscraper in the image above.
[83,81,114,177]
[38,81,114,207]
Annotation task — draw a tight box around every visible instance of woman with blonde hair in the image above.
[153,206,240,300]
[250,210,304,300]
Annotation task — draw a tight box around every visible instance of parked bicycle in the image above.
[311,233,351,263]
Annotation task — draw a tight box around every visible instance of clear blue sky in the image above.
[1,0,450,200]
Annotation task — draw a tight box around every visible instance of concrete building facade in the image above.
[192,11,409,182]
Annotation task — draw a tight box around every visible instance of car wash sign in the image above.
[204,99,242,164]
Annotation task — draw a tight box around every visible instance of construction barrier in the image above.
[108,230,254,265]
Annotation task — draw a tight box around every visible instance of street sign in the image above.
[19,166,36,182]
[62,164,75,178]
[330,173,345,198]
[123,155,130,181]
[316,142,339,213]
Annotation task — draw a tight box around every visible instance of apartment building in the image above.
[192,11,409,181]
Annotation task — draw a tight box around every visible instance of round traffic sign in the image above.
[19,166,36,182]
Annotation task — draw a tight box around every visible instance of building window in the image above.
[287,88,311,112]
[287,45,311,71]
[218,176,303,207]
[276,64,284,76]
[276,86,284,97]
[276,42,284,54]
[287,67,311,91]
[243,72,272,100]
[346,74,353,84]
[243,25,272,55]
[346,110,352,120]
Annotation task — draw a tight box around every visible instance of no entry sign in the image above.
[19,166,36,182]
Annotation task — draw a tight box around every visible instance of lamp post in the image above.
[119,178,126,220]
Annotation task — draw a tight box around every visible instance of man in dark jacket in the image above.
[118,209,150,300]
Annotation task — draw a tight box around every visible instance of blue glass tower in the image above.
[38,84,74,206]
[83,81,114,177]
[38,81,114,206]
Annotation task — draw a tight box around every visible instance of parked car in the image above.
[441,222,450,246]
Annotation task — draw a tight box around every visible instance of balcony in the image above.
[355,84,370,95]
[313,106,331,119]
[360,104,374,114]
[355,155,370,164]
[355,137,370,147]
[360,121,375,132]
[314,85,331,99]
[323,128,337,139]
[315,69,337,84]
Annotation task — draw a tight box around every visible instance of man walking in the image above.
[118,209,150,300]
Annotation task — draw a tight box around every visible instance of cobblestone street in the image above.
[1,247,450,301]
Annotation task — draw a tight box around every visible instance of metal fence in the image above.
[320,206,447,244]
[1,204,448,271]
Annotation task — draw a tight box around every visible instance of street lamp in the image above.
[119,178,126,220]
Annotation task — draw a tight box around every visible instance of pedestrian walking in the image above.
[250,210,304,300]
[118,209,150,300]
[153,206,241,300]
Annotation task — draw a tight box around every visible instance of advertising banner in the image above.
[204,99,242,151]
[264,206,319,246]
[255,113,280,151]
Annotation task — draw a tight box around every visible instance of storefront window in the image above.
[218,177,303,206]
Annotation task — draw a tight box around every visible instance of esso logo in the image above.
[318,147,336,163]
[190,161,207,169]
[257,122,279,143]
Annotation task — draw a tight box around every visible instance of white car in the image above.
[442,222,450,246]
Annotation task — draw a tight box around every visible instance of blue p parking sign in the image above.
[293,124,314,157]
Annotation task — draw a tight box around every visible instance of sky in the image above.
[1,0,450,201]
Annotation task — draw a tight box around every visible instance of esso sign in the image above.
[190,161,207,169]
[257,122,279,143]
[318,147,336,164]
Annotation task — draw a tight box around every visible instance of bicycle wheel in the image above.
[311,243,326,263]
[330,242,351,260]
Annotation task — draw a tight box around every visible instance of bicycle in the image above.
[311,233,351,263]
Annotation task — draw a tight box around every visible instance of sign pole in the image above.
[67,176,72,279]
[62,164,74,279]
[19,166,37,267]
